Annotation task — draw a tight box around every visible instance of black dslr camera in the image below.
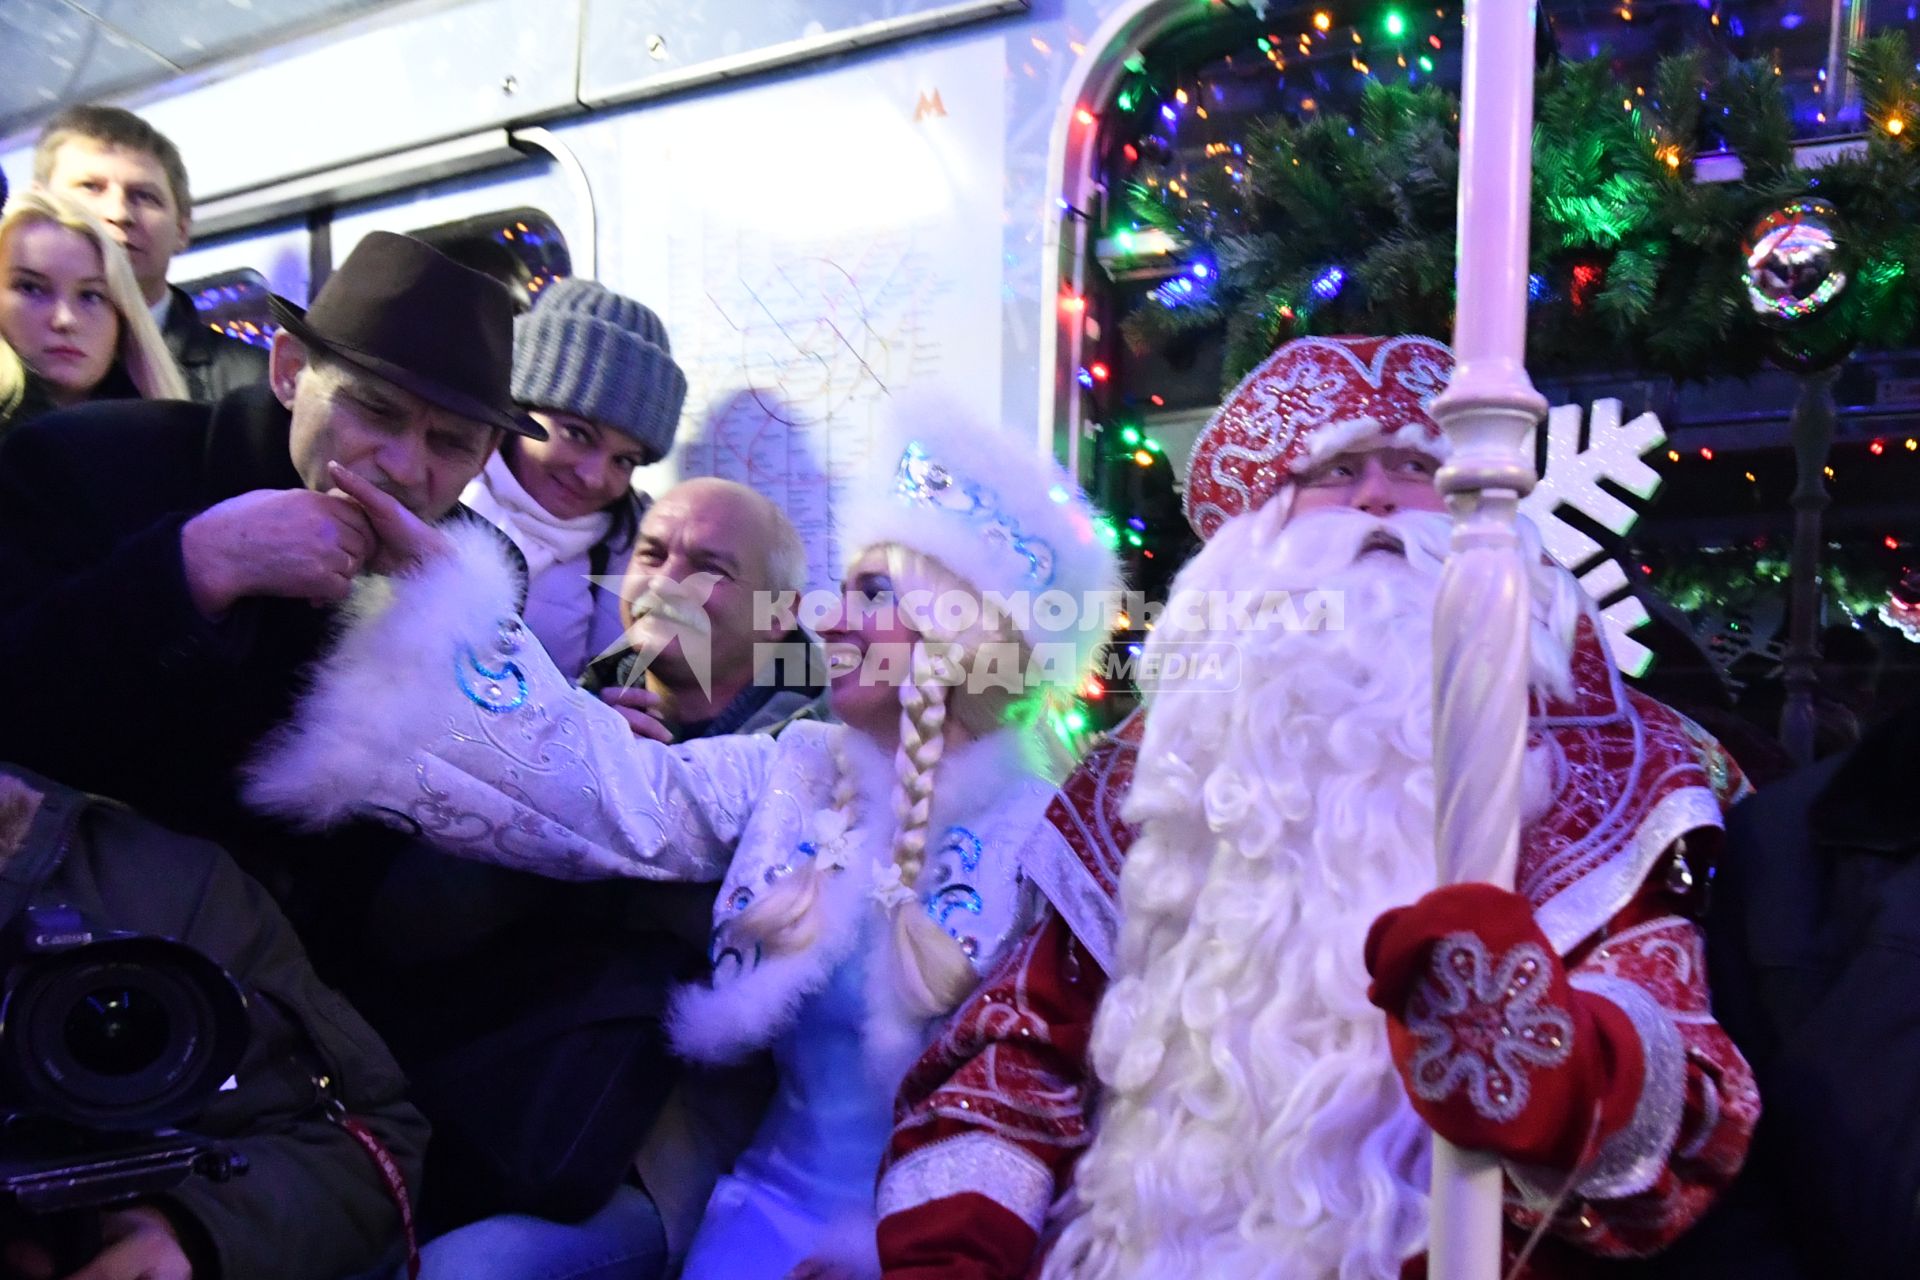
[0,905,251,1269]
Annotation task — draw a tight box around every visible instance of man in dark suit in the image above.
[0,231,540,939]
[34,103,269,403]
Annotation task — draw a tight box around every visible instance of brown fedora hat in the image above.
[268,231,545,439]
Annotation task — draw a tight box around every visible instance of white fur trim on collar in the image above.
[666,723,1054,1072]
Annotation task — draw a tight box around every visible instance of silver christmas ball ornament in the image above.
[1742,199,1849,325]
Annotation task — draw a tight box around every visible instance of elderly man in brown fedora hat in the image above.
[0,231,533,866]
[0,232,529,1278]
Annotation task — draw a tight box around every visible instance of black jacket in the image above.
[0,375,59,445]
[0,383,407,991]
[0,387,659,1233]
[1643,705,1920,1279]
[0,385,331,859]
[162,286,269,405]
[0,763,427,1280]
[0,366,142,447]
[579,626,829,742]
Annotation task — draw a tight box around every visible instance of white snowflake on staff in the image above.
[1518,398,1668,677]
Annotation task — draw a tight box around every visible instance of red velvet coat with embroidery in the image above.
[875,621,1761,1279]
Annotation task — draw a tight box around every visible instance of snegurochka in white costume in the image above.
[245,402,1121,1280]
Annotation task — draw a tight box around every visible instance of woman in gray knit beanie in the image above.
[461,276,688,680]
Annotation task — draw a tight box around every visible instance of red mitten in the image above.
[1365,883,1645,1169]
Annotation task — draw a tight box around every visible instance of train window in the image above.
[176,267,275,350]
[408,208,571,313]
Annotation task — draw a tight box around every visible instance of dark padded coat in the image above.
[0,763,426,1279]
[1640,705,1920,1279]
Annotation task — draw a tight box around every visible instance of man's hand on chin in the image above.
[326,462,453,575]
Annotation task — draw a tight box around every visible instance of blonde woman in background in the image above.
[246,401,1120,1280]
[0,187,185,436]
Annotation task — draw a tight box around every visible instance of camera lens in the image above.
[1,938,247,1131]
[63,986,170,1077]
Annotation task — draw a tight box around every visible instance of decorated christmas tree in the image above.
[1119,32,1920,385]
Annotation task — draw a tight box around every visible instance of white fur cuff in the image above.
[243,523,523,829]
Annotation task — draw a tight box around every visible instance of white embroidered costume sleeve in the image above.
[245,523,774,882]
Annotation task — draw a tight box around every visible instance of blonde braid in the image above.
[891,638,951,886]
[733,736,857,955]
[887,638,978,1017]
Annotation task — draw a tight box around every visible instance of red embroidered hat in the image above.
[1183,334,1455,540]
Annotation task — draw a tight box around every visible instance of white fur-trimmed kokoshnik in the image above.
[837,398,1124,687]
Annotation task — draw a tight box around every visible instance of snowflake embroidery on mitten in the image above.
[1405,933,1574,1123]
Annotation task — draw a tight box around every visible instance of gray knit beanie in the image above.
[512,277,687,459]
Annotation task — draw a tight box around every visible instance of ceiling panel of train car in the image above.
[579,0,1028,104]
[1,0,410,139]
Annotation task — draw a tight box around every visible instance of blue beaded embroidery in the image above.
[927,884,985,932]
[456,645,528,713]
[893,442,1063,587]
[935,826,983,874]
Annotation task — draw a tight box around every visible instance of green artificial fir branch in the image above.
[1650,49,1708,155]
[1118,43,1920,386]
[1851,31,1919,142]
[1711,60,1794,177]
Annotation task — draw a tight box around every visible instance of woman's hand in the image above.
[326,461,454,573]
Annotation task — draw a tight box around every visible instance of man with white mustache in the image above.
[589,476,827,743]
[872,336,1760,1280]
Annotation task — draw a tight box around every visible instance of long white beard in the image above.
[1045,508,1575,1280]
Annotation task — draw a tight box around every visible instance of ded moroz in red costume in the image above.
[875,336,1759,1280]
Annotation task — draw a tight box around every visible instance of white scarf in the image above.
[461,451,612,580]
